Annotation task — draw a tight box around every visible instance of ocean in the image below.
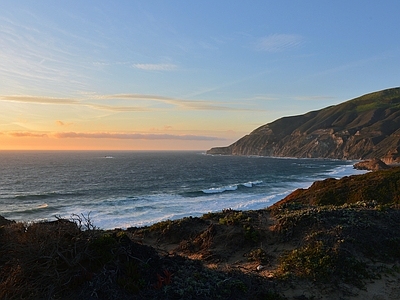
[0,151,367,229]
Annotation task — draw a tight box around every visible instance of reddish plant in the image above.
[153,269,173,289]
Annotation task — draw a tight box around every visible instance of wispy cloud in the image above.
[99,94,256,111]
[52,132,225,141]
[9,132,48,138]
[56,120,73,126]
[0,95,150,112]
[255,34,303,52]
[4,130,226,141]
[294,95,336,101]
[183,70,271,99]
[0,16,92,93]
[132,63,177,71]
[308,52,392,79]
[0,94,256,112]
[1,95,78,105]
[247,95,278,101]
[89,104,149,112]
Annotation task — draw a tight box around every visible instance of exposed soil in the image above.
[128,206,400,300]
[2,167,400,299]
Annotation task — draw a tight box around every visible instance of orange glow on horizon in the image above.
[0,135,229,151]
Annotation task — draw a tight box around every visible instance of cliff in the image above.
[207,87,400,163]
[273,166,400,207]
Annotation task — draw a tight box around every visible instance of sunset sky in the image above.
[1,1,399,150]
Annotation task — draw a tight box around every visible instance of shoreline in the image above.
[89,162,369,230]
[1,167,399,299]
[1,158,368,230]
[4,163,368,231]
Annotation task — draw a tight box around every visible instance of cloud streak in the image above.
[9,132,48,138]
[102,94,248,111]
[1,95,78,105]
[56,120,73,126]
[0,16,93,93]
[256,34,303,52]
[294,95,336,101]
[48,132,226,141]
[0,94,257,112]
[132,63,177,71]
[4,130,226,141]
[0,95,150,112]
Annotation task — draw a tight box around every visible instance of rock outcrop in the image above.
[207,88,400,163]
[353,158,390,171]
[0,215,14,226]
[273,166,400,206]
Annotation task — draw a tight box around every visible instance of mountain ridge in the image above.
[207,87,400,163]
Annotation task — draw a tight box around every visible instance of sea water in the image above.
[0,151,367,229]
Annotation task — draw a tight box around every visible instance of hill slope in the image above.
[2,168,400,299]
[274,166,400,206]
[207,87,400,163]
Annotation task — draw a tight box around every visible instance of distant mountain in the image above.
[207,87,400,163]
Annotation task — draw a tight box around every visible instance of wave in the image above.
[2,152,368,230]
[14,191,83,201]
[243,180,263,187]
[326,164,368,178]
[202,185,237,194]
[201,180,263,194]
[6,203,53,216]
[92,190,292,229]
[15,194,50,200]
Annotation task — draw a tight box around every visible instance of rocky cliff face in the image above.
[207,88,400,163]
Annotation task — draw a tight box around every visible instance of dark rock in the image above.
[0,215,14,226]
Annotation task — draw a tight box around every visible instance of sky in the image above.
[1,1,399,150]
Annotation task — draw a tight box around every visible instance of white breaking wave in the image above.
[202,185,238,194]
[0,151,367,230]
[202,180,263,194]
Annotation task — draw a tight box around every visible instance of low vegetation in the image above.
[0,214,278,299]
[271,202,400,287]
[1,167,400,299]
[277,166,400,206]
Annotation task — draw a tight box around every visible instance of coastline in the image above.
[2,167,399,299]
[0,152,366,230]
[96,161,368,229]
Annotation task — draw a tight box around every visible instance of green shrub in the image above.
[243,225,260,243]
[277,240,370,287]
[117,260,144,293]
[219,211,251,225]
[247,248,269,264]
[278,241,334,281]
[89,233,117,267]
